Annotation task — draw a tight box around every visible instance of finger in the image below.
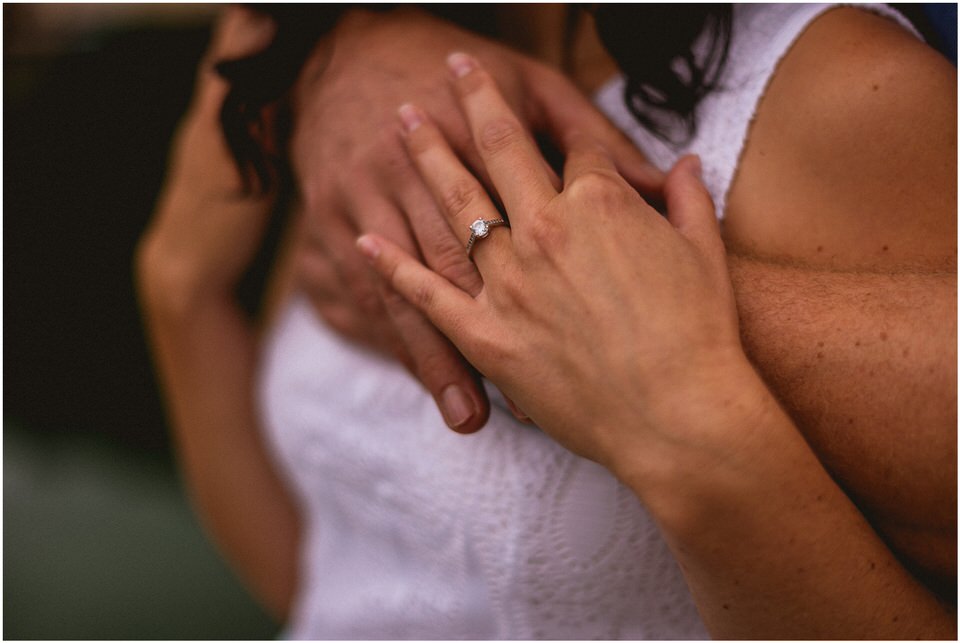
[447,52,557,219]
[524,60,665,196]
[395,179,484,297]
[347,184,490,431]
[310,297,410,368]
[663,155,723,256]
[303,204,383,316]
[378,283,490,433]
[356,234,481,354]
[398,103,511,269]
[561,132,621,187]
[448,111,562,198]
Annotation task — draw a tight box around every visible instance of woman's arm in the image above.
[361,55,956,638]
[135,8,299,620]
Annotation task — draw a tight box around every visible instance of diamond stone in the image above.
[470,219,490,237]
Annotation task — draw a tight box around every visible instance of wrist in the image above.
[608,354,782,527]
[135,231,230,324]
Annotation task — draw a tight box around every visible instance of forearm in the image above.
[727,254,956,579]
[619,364,955,639]
[137,265,300,620]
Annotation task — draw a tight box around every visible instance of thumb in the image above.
[663,155,723,256]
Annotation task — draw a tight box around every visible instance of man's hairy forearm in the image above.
[728,253,957,590]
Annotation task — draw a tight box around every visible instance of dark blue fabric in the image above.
[923,3,958,64]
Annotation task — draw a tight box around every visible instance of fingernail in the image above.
[447,52,476,78]
[688,155,703,179]
[356,235,381,261]
[398,103,424,133]
[440,384,475,429]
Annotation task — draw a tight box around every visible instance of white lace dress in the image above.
[258,4,915,639]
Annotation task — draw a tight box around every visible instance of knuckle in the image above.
[466,326,511,371]
[567,170,624,200]
[566,171,633,211]
[410,279,436,311]
[478,118,524,156]
[379,283,412,313]
[427,235,480,290]
[440,180,482,217]
[528,211,568,252]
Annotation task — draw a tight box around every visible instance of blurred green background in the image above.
[4,4,278,638]
[4,421,277,639]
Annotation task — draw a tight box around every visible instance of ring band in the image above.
[465,217,507,259]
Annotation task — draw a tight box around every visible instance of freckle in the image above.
[816,352,824,359]
[872,84,879,91]
[734,579,740,586]
[882,245,889,252]
[722,604,730,611]
[928,366,935,374]
[879,332,887,341]
[817,494,824,502]
[817,341,824,348]
[892,615,899,623]
[797,566,806,573]
[847,418,854,425]
[816,245,823,253]
[902,348,909,357]
[855,340,861,347]
[869,561,876,570]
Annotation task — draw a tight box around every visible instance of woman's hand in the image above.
[358,55,959,639]
[358,53,752,476]
[137,7,276,318]
[288,7,664,433]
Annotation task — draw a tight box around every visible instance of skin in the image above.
[358,51,955,639]
[284,7,664,433]
[136,8,297,620]
[722,7,957,596]
[136,5,662,620]
[138,4,956,633]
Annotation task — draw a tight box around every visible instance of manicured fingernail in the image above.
[440,384,475,429]
[447,52,476,78]
[398,103,424,133]
[356,235,381,261]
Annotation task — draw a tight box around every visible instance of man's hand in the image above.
[287,7,661,432]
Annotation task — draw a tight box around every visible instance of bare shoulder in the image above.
[724,7,957,271]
